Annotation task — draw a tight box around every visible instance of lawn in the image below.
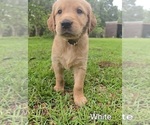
[28,37,122,125]
[0,38,28,125]
[122,39,150,125]
[0,38,149,124]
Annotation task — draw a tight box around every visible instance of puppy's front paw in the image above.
[54,85,64,92]
[74,95,87,106]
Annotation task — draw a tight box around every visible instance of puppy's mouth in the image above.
[61,30,77,38]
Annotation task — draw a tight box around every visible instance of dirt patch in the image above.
[122,61,150,68]
[99,61,120,68]
[99,61,150,68]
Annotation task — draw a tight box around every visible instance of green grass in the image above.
[28,38,122,124]
[122,38,150,125]
[0,38,28,125]
[1,38,149,124]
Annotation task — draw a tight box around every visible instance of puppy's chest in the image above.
[60,47,78,69]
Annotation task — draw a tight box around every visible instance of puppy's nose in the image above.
[61,19,72,29]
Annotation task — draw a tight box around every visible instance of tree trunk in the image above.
[0,29,3,37]
[34,25,40,36]
[10,25,16,36]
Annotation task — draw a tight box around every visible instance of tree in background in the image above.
[122,0,144,21]
[1,0,121,37]
[87,0,119,37]
[143,10,150,23]
[28,0,55,36]
[29,0,119,37]
[118,10,122,23]
[3,0,149,37]
[0,0,27,36]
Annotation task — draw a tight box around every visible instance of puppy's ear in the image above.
[47,4,56,32]
[87,6,97,33]
[89,12,97,32]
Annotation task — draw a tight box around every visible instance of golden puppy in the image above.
[47,0,96,106]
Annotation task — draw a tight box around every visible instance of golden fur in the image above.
[47,0,96,106]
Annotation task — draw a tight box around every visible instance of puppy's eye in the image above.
[77,8,83,14]
[57,9,62,14]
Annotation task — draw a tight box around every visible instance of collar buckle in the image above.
[68,39,78,46]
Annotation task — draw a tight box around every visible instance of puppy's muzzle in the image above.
[61,19,73,30]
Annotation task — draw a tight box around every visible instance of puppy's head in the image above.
[47,0,97,39]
